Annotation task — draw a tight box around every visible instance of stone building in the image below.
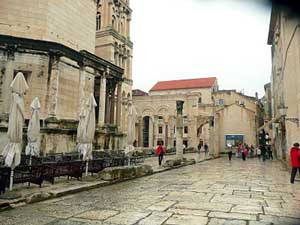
[267,4,300,163]
[0,0,133,154]
[95,0,133,135]
[133,79,262,156]
[133,77,218,152]
[213,90,262,152]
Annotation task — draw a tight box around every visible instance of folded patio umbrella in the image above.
[25,97,41,163]
[2,72,28,190]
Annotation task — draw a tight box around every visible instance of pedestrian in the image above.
[257,147,261,159]
[204,143,209,157]
[197,142,202,154]
[227,143,233,161]
[261,145,266,161]
[156,142,165,166]
[250,145,254,158]
[268,145,273,160]
[237,143,242,158]
[241,144,246,161]
[290,143,300,184]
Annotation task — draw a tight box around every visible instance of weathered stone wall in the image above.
[268,11,300,165]
[0,0,96,53]
[216,104,257,149]
[0,51,95,121]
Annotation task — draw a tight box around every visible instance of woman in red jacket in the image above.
[290,143,300,183]
[156,142,165,166]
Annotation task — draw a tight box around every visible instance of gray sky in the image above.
[130,0,272,97]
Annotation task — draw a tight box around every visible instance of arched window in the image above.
[120,22,124,34]
[96,12,101,31]
[112,15,116,30]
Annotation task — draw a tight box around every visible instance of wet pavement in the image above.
[1,157,300,225]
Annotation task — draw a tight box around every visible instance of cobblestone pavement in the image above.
[1,157,300,225]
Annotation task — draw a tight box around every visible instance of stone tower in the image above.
[95,0,133,140]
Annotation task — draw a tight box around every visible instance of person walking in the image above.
[268,145,273,160]
[156,142,165,166]
[261,145,267,161]
[227,143,233,161]
[250,145,254,158]
[204,143,209,157]
[290,143,300,184]
[237,143,242,158]
[241,144,246,161]
[257,147,261,159]
[197,142,202,154]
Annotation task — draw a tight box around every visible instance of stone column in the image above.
[2,50,15,115]
[209,116,215,157]
[148,117,153,148]
[176,101,184,160]
[98,75,106,125]
[78,65,86,115]
[116,82,122,127]
[153,116,158,146]
[48,54,60,117]
[110,90,115,124]
[164,121,168,148]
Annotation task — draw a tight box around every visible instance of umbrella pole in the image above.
[128,157,130,166]
[9,169,14,191]
[29,155,32,166]
[85,160,88,177]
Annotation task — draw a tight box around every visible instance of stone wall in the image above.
[0,0,97,53]
[216,104,257,149]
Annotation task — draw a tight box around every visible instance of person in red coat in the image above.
[290,142,300,183]
[156,142,165,166]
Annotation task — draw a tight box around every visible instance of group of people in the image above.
[226,143,274,161]
[197,143,209,156]
[155,142,209,166]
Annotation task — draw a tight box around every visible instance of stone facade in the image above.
[0,0,97,53]
[133,81,262,156]
[0,0,132,154]
[213,90,261,152]
[133,78,217,153]
[95,0,133,138]
[267,5,300,164]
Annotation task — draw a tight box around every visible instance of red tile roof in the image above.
[149,77,217,91]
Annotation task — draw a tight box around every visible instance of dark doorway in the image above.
[143,116,150,147]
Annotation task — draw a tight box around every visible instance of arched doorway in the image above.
[143,116,150,147]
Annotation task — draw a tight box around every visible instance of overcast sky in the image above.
[130,0,272,97]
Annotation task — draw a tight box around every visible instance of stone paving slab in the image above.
[208,218,247,225]
[164,214,209,225]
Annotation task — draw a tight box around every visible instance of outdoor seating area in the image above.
[0,151,145,195]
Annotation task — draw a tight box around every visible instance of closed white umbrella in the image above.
[76,106,87,159]
[2,72,28,190]
[76,93,97,176]
[25,97,41,165]
[125,99,137,165]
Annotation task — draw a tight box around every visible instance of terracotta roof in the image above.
[149,77,217,91]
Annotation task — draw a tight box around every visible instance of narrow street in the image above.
[1,157,300,225]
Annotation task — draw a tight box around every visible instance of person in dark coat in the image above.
[156,143,165,166]
[204,143,209,156]
[290,143,300,184]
